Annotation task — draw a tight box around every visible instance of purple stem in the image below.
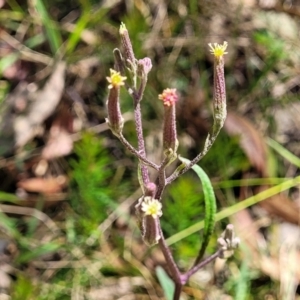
[166,133,218,185]
[133,100,150,184]
[158,227,181,284]
[119,133,159,170]
[181,249,222,283]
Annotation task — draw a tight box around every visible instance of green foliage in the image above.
[69,132,117,235]
[155,266,175,300]
[202,133,250,179]
[16,241,61,264]
[34,0,63,54]
[161,175,204,258]
[11,275,36,300]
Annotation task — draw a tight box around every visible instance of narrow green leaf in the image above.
[65,12,90,55]
[16,242,61,263]
[179,157,216,260]
[0,211,20,238]
[0,52,20,75]
[155,266,175,300]
[267,138,300,168]
[34,0,62,55]
[0,191,20,203]
[166,175,300,245]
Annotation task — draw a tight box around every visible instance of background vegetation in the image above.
[1,0,300,299]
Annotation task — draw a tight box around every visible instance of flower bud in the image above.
[218,224,240,258]
[144,182,157,197]
[142,215,161,246]
[159,88,179,154]
[135,196,163,245]
[119,23,136,67]
[208,42,228,131]
[106,69,126,136]
[137,57,152,78]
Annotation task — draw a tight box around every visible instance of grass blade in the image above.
[34,0,62,55]
[267,138,300,168]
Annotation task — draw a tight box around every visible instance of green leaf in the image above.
[0,191,20,203]
[34,0,62,55]
[65,12,90,55]
[0,52,20,75]
[16,242,61,264]
[267,138,300,168]
[166,175,300,245]
[155,266,175,300]
[179,157,216,260]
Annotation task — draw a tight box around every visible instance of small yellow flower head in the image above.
[158,88,178,106]
[106,69,127,89]
[141,197,162,219]
[208,41,228,58]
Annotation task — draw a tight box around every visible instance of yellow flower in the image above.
[106,69,127,89]
[141,197,163,219]
[208,41,228,58]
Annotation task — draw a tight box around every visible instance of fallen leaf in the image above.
[17,176,67,194]
[14,62,66,147]
[224,112,268,176]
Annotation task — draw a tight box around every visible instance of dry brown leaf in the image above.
[17,176,67,194]
[42,129,73,159]
[230,209,300,285]
[224,112,268,175]
[225,112,300,224]
[14,62,66,147]
[258,188,300,225]
[42,100,74,159]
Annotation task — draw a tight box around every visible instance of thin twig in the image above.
[181,249,222,282]
[119,133,159,170]
[166,133,218,185]
[0,204,61,236]
[158,227,181,284]
[133,100,150,184]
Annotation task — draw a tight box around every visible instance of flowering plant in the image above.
[105,23,239,300]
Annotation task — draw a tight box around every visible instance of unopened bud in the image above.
[113,48,125,73]
[106,69,126,136]
[137,57,152,78]
[218,224,240,259]
[144,182,157,197]
[159,88,179,153]
[142,215,161,246]
[135,196,162,246]
[119,23,136,67]
[209,42,228,131]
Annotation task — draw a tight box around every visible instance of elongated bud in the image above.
[135,196,163,246]
[119,23,136,66]
[106,69,127,136]
[113,48,125,73]
[143,215,161,246]
[159,88,179,154]
[208,42,228,132]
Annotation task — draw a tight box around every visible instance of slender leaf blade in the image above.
[179,157,216,259]
[155,266,175,300]
[34,0,62,55]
